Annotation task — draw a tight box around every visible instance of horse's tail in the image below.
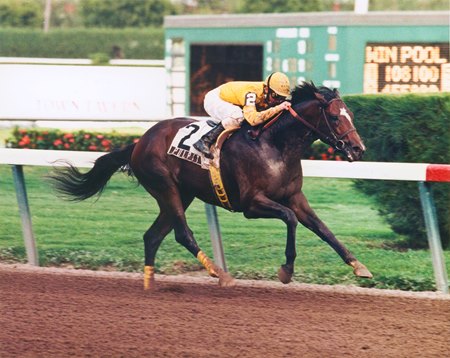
[50,144,136,201]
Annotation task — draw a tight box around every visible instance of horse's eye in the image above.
[330,115,339,122]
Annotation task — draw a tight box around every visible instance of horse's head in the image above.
[290,82,366,162]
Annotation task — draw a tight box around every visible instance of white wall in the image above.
[0,63,167,121]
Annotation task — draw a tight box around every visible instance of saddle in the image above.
[210,127,238,166]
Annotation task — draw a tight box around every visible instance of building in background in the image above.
[164,11,449,116]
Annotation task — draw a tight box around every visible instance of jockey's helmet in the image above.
[264,72,291,98]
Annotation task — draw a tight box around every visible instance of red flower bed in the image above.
[6,128,140,152]
[6,127,342,160]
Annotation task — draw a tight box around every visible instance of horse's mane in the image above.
[245,81,339,136]
[258,81,338,136]
[290,81,338,105]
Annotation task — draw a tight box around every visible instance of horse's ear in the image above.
[333,88,340,97]
[314,92,327,105]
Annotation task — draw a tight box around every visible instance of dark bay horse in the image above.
[51,81,372,290]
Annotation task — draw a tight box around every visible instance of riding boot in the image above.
[193,123,225,159]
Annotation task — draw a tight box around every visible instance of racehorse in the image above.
[50,81,373,290]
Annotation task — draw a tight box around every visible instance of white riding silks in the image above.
[204,88,244,130]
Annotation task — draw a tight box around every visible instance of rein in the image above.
[248,111,283,140]
[263,111,284,130]
[287,100,356,151]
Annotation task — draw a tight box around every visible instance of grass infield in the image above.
[1,165,449,292]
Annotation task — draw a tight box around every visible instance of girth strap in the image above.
[209,164,233,211]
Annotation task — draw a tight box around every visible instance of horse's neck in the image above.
[265,103,317,158]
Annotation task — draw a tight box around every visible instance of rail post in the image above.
[205,204,227,271]
[12,165,39,266]
[418,182,448,294]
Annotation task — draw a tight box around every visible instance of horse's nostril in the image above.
[352,146,364,159]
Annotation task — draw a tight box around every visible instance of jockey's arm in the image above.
[243,92,291,126]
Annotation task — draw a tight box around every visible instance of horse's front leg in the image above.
[244,194,298,284]
[288,191,372,279]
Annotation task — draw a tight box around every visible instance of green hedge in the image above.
[0,27,164,59]
[344,93,450,249]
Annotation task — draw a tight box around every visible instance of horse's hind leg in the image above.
[169,196,235,287]
[142,193,196,290]
[143,211,173,290]
[148,184,235,288]
[289,192,372,279]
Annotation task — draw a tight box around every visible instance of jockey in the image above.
[193,72,292,158]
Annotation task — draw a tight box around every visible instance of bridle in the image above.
[287,98,357,151]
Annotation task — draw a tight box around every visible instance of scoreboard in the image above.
[364,43,450,94]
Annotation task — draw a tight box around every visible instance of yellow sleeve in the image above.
[242,92,283,126]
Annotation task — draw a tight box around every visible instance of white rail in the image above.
[1,149,449,182]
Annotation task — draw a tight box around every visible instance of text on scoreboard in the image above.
[363,43,449,94]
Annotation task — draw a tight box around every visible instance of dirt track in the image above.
[1,264,449,358]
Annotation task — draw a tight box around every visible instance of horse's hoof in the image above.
[278,265,292,284]
[208,264,221,278]
[218,270,236,287]
[209,271,219,278]
[144,283,156,292]
[351,261,373,279]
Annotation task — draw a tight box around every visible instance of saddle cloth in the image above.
[167,120,217,169]
[168,119,235,210]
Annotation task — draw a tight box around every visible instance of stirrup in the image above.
[202,148,214,159]
[193,141,213,159]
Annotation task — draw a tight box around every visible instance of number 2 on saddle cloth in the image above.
[167,120,238,210]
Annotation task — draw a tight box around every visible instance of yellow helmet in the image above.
[264,72,291,97]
